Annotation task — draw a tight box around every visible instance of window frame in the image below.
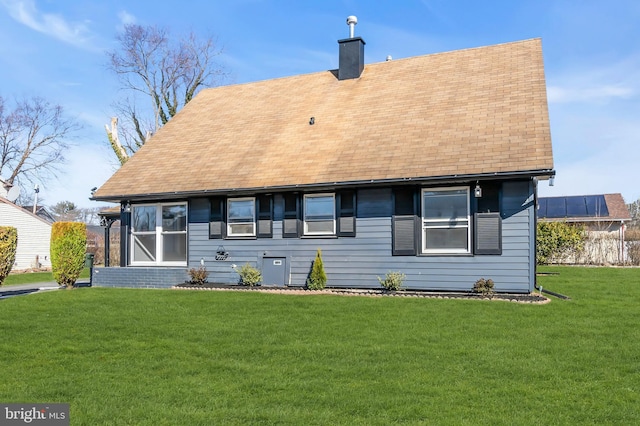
[130,202,188,266]
[226,197,256,237]
[303,193,336,236]
[421,186,471,254]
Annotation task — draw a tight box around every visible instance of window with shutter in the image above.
[304,193,335,235]
[421,187,471,254]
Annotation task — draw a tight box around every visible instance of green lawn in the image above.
[0,266,638,425]
[3,268,91,286]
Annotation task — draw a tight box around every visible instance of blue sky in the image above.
[0,0,638,208]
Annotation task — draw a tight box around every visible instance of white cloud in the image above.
[547,55,640,104]
[542,53,640,204]
[117,10,136,28]
[0,0,94,49]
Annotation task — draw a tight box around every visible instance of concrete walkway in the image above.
[0,281,90,299]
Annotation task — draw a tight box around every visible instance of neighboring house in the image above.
[91,25,555,293]
[538,193,631,264]
[22,206,56,223]
[0,197,52,270]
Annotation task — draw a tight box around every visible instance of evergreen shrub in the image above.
[536,222,585,265]
[0,226,18,286]
[233,263,262,286]
[50,222,87,289]
[306,249,327,290]
[378,271,406,291]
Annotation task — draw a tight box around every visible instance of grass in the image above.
[0,266,638,424]
[2,268,90,286]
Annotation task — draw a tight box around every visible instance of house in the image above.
[91,21,554,293]
[538,193,631,264]
[0,197,52,271]
[21,205,56,223]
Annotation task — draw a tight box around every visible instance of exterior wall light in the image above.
[474,182,482,198]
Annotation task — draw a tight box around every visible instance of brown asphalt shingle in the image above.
[93,38,554,201]
[604,194,632,221]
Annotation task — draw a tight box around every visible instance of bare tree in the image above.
[0,95,79,190]
[106,24,226,164]
[48,200,101,225]
[627,198,640,227]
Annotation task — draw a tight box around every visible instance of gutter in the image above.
[91,168,556,203]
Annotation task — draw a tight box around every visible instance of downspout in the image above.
[620,220,625,264]
[532,178,539,293]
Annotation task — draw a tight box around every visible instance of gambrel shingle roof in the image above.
[93,38,554,202]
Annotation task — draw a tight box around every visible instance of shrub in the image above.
[188,266,209,285]
[233,263,262,286]
[473,278,495,297]
[0,226,18,286]
[378,271,406,291]
[50,222,87,289]
[536,222,585,265]
[306,249,327,290]
[625,227,640,242]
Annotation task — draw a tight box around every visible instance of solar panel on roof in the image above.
[538,198,548,216]
[585,195,609,217]
[566,196,588,217]
[545,198,566,218]
[538,195,610,219]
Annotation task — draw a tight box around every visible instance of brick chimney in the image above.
[338,16,365,80]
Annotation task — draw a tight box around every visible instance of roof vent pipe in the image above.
[347,15,357,38]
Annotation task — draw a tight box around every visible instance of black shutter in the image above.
[257,195,273,238]
[209,197,226,239]
[337,190,356,237]
[474,212,502,255]
[392,188,417,256]
[282,193,300,238]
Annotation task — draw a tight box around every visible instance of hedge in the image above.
[0,226,18,286]
[50,222,87,288]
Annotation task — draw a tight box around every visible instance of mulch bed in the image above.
[173,283,549,304]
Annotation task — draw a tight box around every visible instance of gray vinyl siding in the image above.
[93,182,535,292]
[188,181,536,293]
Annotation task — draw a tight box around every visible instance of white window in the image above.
[131,203,187,265]
[304,193,335,235]
[227,197,256,237]
[422,187,470,254]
